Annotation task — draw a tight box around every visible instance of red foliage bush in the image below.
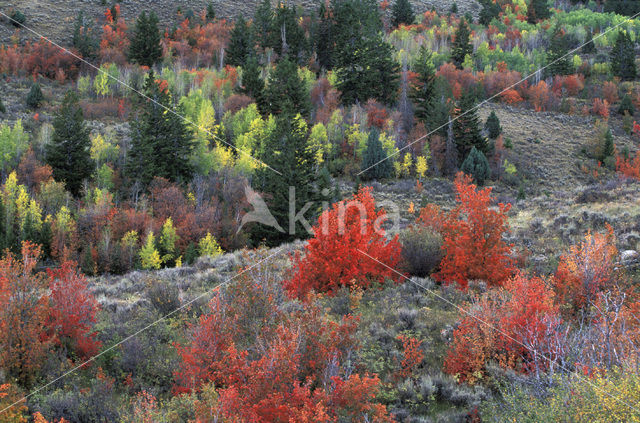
[224,93,254,114]
[602,81,619,104]
[616,150,640,180]
[591,98,610,119]
[437,63,480,96]
[47,261,101,358]
[22,39,81,80]
[553,227,620,317]
[418,173,514,289]
[366,100,389,129]
[444,272,563,384]
[285,187,402,300]
[500,88,523,104]
[100,8,129,65]
[528,80,556,112]
[483,69,523,98]
[162,19,230,68]
[17,148,53,192]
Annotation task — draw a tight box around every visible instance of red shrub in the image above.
[553,227,620,316]
[591,98,610,119]
[100,10,129,65]
[528,80,555,112]
[285,187,402,300]
[418,172,514,289]
[17,148,53,192]
[602,81,619,104]
[224,94,254,114]
[47,261,101,358]
[444,272,563,384]
[500,88,523,104]
[395,335,424,379]
[483,69,522,98]
[366,100,389,129]
[22,39,81,80]
[616,150,640,180]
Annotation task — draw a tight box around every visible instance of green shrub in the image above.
[0,97,5,114]
[618,94,635,116]
[26,83,44,109]
[10,10,26,27]
[399,227,443,277]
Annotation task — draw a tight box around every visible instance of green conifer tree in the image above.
[546,27,573,77]
[410,46,437,131]
[129,11,162,67]
[611,31,637,81]
[619,94,635,116]
[241,57,267,112]
[527,0,550,23]
[126,71,195,188]
[485,111,502,139]
[26,83,44,109]
[582,30,596,54]
[254,0,274,52]
[453,91,487,162]
[392,0,415,27]
[227,16,255,67]
[479,0,500,25]
[460,146,491,185]
[252,114,319,246]
[451,18,472,69]
[264,57,310,117]
[361,128,394,180]
[46,91,94,197]
[315,2,335,71]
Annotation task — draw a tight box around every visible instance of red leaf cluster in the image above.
[285,187,402,300]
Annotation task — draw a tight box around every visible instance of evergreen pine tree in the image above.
[270,3,307,61]
[126,71,195,188]
[601,128,615,161]
[604,0,640,17]
[264,57,310,117]
[611,31,637,81]
[451,18,472,69]
[332,0,382,70]
[619,94,635,116]
[392,0,415,28]
[485,111,502,139]
[460,146,491,185]
[252,114,320,246]
[26,83,44,109]
[453,91,487,162]
[0,97,5,114]
[206,2,216,21]
[582,30,596,54]
[336,33,400,105]
[546,27,573,77]
[73,11,99,60]
[227,16,255,67]
[410,46,437,130]
[527,0,551,24]
[449,2,458,15]
[129,11,162,67]
[361,129,394,180]
[479,0,501,25]
[316,1,335,71]
[46,91,93,197]
[241,57,267,112]
[254,0,274,52]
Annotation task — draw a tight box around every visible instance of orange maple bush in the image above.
[175,273,394,422]
[616,150,640,180]
[553,227,622,317]
[285,187,402,300]
[444,272,564,384]
[418,173,514,289]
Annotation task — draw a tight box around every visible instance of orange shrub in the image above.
[616,150,640,180]
[592,98,610,119]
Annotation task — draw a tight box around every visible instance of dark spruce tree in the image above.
[619,94,635,116]
[451,18,472,69]
[601,128,615,162]
[582,30,596,54]
[26,83,44,109]
[0,97,5,114]
[46,91,93,197]
[129,11,162,67]
[604,0,640,17]
[206,2,216,21]
[453,91,487,162]
[485,111,502,139]
[410,46,437,131]
[332,0,382,70]
[336,33,400,105]
[449,2,458,15]
[73,11,99,60]
[392,0,415,28]
[227,15,255,67]
[241,57,267,113]
[361,128,394,180]
[460,146,491,186]
[252,114,320,246]
[264,57,310,118]
[254,0,274,52]
[611,31,637,81]
[315,1,335,71]
[126,71,195,188]
[546,28,573,77]
[527,0,551,24]
[479,0,501,25]
[270,3,307,61]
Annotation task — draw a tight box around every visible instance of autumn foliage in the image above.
[285,187,402,300]
[616,150,640,180]
[444,272,563,384]
[418,173,514,289]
